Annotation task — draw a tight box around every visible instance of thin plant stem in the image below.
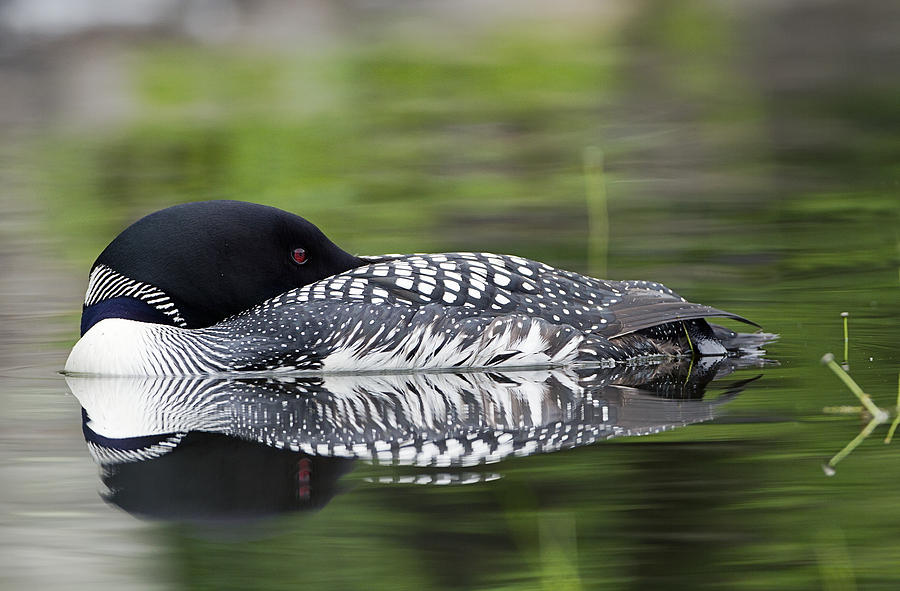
[826,416,882,472]
[841,312,849,365]
[583,147,608,278]
[885,373,900,444]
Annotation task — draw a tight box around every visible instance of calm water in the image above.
[1,1,899,589]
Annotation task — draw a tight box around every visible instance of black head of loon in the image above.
[81,200,365,335]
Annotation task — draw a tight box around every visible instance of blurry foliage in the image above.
[41,27,618,266]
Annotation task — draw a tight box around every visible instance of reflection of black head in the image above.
[100,432,355,522]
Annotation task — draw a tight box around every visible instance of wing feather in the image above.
[294,253,757,337]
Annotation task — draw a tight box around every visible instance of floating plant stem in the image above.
[824,415,882,474]
[821,356,892,473]
[821,353,887,421]
[885,373,900,444]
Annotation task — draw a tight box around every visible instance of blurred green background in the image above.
[0,0,898,589]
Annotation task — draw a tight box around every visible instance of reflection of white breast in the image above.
[67,375,231,438]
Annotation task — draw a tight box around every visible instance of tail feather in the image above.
[709,323,778,354]
[607,298,760,339]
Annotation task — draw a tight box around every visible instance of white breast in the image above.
[65,319,227,376]
[66,319,160,375]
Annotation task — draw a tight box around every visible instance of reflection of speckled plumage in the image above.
[70,362,748,469]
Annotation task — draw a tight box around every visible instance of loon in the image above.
[65,200,773,375]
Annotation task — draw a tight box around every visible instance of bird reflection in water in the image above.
[66,358,763,521]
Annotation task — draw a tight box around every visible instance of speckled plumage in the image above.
[68,252,766,375]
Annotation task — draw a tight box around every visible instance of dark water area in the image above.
[1,1,898,589]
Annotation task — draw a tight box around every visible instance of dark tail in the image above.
[709,323,778,354]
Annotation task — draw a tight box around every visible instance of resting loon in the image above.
[65,200,772,375]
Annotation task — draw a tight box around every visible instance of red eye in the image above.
[292,248,308,265]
